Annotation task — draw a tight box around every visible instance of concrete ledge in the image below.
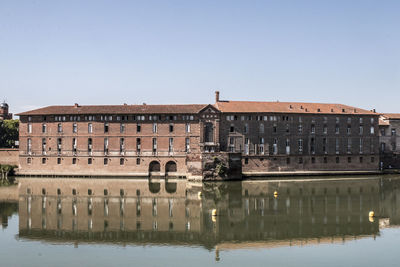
[242,170,382,179]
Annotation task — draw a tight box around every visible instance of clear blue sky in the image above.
[1,0,399,115]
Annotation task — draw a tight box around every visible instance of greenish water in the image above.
[1,176,400,266]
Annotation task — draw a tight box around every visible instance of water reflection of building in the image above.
[17,177,391,249]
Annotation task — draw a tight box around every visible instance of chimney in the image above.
[215,91,220,102]
[74,103,79,108]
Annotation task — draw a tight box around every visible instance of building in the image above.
[0,101,12,121]
[16,92,380,179]
[379,114,400,169]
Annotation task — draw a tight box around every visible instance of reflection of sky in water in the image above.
[1,176,400,266]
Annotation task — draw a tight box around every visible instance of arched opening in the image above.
[149,161,161,174]
[149,182,161,194]
[165,161,177,175]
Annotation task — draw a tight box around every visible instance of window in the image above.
[88,123,93,133]
[273,125,277,133]
[104,158,108,165]
[88,189,92,195]
[348,157,352,163]
[273,138,278,155]
[298,139,303,154]
[57,158,61,164]
[347,126,351,134]
[260,124,264,134]
[27,138,32,154]
[244,124,248,134]
[324,157,328,164]
[359,126,363,135]
[88,158,92,164]
[347,138,352,153]
[359,157,363,163]
[244,158,249,164]
[136,138,141,153]
[153,123,157,133]
[42,138,47,154]
[360,117,363,124]
[137,124,141,133]
[120,189,124,197]
[230,125,235,133]
[168,138,174,153]
[169,124,174,133]
[323,138,327,153]
[28,116,32,122]
[323,125,327,134]
[298,157,303,164]
[310,138,315,154]
[286,158,290,164]
[185,123,190,133]
[104,122,109,133]
[42,158,46,164]
[27,157,32,164]
[311,157,315,164]
[347,117,352,124]
[120,158,124,165]
[28,123,32,134]
[72,158,77,164]
[136,158,140,165]
[185,138,190,152]
[392,143,397,151]
[286,124,290,133]
[336,157,340,164]
[380,128,386,136]
[120,123,125,133]
[359,138,363,154]
[88,138,93,154]
[311,125,315,134]
[57,138,62,155]
[285,138,290,155]
[42,123,47,133]
[73,123,77,133]
[335,138,340,154]
[120,138,125,154]
[72,138,77,154]
[392,129,397,136]
[104,138,109,154]
[72,189,76,195]
[152,138,157,154]
[298,125,303,134]
[104,189,108,196]
[335,125,340,134]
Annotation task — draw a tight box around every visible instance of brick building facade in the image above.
[17,92,380,179]
[379,114,400,169]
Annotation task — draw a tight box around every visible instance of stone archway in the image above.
[165,161,177,175]
[149,161,161,173]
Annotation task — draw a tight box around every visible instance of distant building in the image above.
[0,102,12,120]
[16,92,380,178]
[379,114,400,169]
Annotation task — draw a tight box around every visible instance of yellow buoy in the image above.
[274,191,278,198]
[212,209,217,217]
[197,192,202,200]
[369,211,375,217]
[369,216,375,223]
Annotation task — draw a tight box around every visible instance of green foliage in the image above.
[0,164,17,185]
[0,119,19,148]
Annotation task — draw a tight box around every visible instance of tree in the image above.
[0,119,19,148]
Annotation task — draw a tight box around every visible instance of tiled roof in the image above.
[379,117,390,126]
[382,113,400,120]
[215,101,377,115]
[17,104,208,116]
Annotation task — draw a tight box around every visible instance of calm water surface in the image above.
[1,176,400,267]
